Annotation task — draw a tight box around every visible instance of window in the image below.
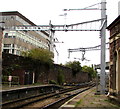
[3,49,9,53]
[12,44,14,47]
[4,44,11,47]
[8,36,12,38]
[4,33,8,38]
[16,50,20,55]
[13,36,16,38]
[12,49,14,54]
[4,33,16,38]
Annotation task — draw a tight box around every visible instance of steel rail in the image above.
[42,83,95,109]
[2,82,95,109]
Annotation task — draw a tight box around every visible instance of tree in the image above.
[65,61,82,76]
[2,64,21,76]
[22,48,54,66]
[22,48,54,83]
[82,65,96,79]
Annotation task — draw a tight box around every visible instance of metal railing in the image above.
[2,76,19,86]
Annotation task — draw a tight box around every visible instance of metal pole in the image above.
[100,0,107,94]
[49,20,55,52]
[49,20,52,51]
[96,71,99,93]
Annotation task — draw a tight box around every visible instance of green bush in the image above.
[12,76,19,82]
[49,80,57,84]
[2,76,8,82]
[65,61,82,77]
[2,76,19,85]
[57,73,65,85]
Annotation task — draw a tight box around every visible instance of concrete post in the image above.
[100,0,107,94]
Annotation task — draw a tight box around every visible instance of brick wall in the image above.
[108,16,120,97]
[109,39,120,90]
[2,53,89,85]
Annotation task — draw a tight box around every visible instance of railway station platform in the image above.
[1,84,63,104]
[60,87,120,109]
[2,84,45,91]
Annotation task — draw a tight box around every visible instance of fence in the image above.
[2,76,19,86]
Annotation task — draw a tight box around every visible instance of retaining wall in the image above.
[2,53,89,85]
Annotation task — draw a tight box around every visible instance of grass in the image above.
[94,95,100,97]
[104,99,109,102]
[74,89,94,107]
[72,87,120,108]
[75,99,83,107]
[90,102,94,104]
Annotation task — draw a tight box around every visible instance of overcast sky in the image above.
[0,0,120,66]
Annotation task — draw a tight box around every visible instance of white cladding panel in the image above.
[118,1,120,16]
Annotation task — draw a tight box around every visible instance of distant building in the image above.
[0,11,52,55]
[107,15,120,98]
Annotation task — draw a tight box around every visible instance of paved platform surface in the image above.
[60,87,120,109]
[1,84,54,91]
[1,85,40,91]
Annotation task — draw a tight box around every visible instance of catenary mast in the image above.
[100,0,107,94]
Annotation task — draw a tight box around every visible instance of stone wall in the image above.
[2,53,89,85]
[37,64,89,84]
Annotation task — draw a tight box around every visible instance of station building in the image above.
[0,11,52,56]
[107,15,120,98]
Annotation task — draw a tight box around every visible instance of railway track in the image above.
[2,82,95,109]
[42,85,95,109]
[39,87,92,109]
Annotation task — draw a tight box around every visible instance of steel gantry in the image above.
[14,18,104,31]
[68,42,109,60]
[68,42,109,53]
[3,0,107,94]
